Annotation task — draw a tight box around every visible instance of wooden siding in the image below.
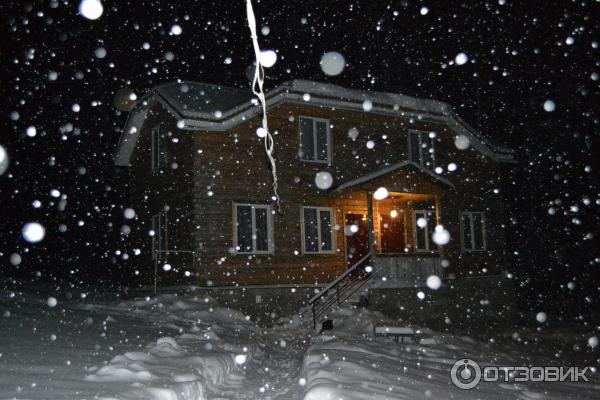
[118,102,196,287]
[188,101,508,285]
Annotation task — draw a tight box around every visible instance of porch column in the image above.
[366,190,375,253]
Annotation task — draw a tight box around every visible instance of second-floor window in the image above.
[151,123,166,173]
[461,211,486,252]
[234,203,274,254]
[299,117,331,164]
[301,206,335,254]
[408,130,435,168]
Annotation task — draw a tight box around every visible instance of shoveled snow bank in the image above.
[0,288,260,400]
[81,294,260,399]
[298,307,599,400]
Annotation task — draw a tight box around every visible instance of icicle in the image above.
[246,0,280,208]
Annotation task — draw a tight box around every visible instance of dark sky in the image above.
[0,0,598,314]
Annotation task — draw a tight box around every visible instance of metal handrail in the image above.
[308,251,373,304]
[309,251,374,329]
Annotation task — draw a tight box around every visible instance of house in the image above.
[114,80,516,307]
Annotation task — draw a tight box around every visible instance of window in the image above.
[151,123,166,173]
[233,203,273,254]
[299,117,331,163]
[461,211,486,251]
[408,131,435,168]
[152,210,167,259]
[301,206,335,254]
[413,210,436,251]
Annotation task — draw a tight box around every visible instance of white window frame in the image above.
[460,211,487,252]
[412,209,435,252]
[298,116,332,164]
[300,206,336,254]
[408,130,435,168]
[151,123,165,173]
[232,203,274,255]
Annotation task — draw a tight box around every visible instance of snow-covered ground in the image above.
[1,287,598,399]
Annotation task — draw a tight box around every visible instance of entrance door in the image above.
[380,214,405,253]
[345,213,370,268]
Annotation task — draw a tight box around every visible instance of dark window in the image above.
[303,208,319,252]
[299,117,330,163]
[235,204,273,254]
[152,124,166,173]
[299,118,315,161]
[152,210,167,259]
[255,207,269,252]
[461,211,486,251]
[319,209,333,251]
[302,207,334,253]
[408,131,435,168]
[236,205,253,253]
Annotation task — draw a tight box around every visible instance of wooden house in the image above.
[115,80,515,293]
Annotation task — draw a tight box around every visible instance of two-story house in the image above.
[114,80,515,308]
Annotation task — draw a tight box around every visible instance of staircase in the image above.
[307,251,375,330]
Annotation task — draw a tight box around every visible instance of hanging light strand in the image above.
[246,0,280,208]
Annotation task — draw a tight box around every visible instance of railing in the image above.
[371,254,441,288]
[153,249,197,294]
[308,251,374,330]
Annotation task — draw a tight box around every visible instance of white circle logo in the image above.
[451,359,481,389]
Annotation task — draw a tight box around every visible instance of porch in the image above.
[334,190,444,287]
[330,162,452,288]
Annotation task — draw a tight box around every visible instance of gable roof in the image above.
[332,160,456,193]
[115,79,516,166]
[154,81,254,121]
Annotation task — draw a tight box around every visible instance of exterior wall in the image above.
[190,101,510,286]
[368,275,518,337]
[120,104,196,287]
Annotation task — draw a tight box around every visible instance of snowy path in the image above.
[210,329,309,400]
[1,289,599,400]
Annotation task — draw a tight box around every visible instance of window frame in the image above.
[460,211,487,252]
[151,123,166,174]
[298,116,332,165]
[151,209,168,259]
[300,206,336,254]
[408,130,435,168]
[232,203,274,255]
[412,209,436,252]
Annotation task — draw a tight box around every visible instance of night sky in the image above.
[0,1,598,319]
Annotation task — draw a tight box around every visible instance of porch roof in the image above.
[331,160,455,193]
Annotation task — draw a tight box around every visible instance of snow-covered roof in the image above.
[332,161,456,193]
[115,80,516,166]
[154,81,254,121]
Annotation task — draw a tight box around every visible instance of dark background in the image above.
[0,1,598,323]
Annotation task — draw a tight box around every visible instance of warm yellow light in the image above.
[390,209,398,218]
